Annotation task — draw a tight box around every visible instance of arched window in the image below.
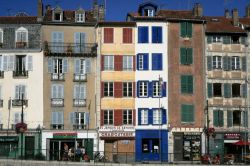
[75,8,85,23]
[15,27,28,48]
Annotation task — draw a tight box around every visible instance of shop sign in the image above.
[99,126,135,138]
[0,137,18,142]
[53,132,77,139]
[224,133,240,140]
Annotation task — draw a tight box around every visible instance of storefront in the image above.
[99,126,135,163]
[0,136,19,158]
[135,130,168,162]
[42,131,97,161]
[173,132,201,161]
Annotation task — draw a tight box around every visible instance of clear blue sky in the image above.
[0,0,249,20]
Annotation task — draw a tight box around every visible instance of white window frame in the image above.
[15,85,26,99]
[231,56,240,70]
[212,36,222,43]
[146,9,154,16]
[75,13,85,23]
[51,84,64,99]
[123,82,133,97]
[153,109,162,124]
[104,110,113,125]
[74,84,86,100]
[53,58,63,74]
[139,81,148,97]
[153,81,161,97]
[51,111,63,125]
[138,54,143,70]
[14,112,27,124]
[141,109,148,125]
[104,82,114,97]
[123,56,133,71]
[104,55,114,70]
[53,9,63,22]
[0,28,3,43]
[123,110,133,125]
[15,27,28,43]
[212,56,222,69]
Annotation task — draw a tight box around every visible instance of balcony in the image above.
[73,74,87,82]
[12,99,28,107]
[0,100,3,107]
[73,99,86,107]
[0,71,4,78]
[44,42,97,57]
[50,124,64,130]
[51,73,65,81]
[16,42,27,49]
[51,98,64,107]
[0,42,40,50]
[73,124,86,130]
[13,70,28,78]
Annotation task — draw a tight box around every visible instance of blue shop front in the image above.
[136,130,168,162]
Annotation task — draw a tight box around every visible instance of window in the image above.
[144,9,154,16]
[104,82,114,97]
[123,110,132,125]
[103,110,113,125]
[153,81,160,97]
[212,36,222,43]
[16,27,28,48]
[138,26,149,43]
[74,32,85,53]
[213,83,222,97]
[15,55,26,73]
[137,53,148,70]
[123,28,132,43]
[123,82,133,97]
[15,85,26,99]
[232,83,241,97]
[231,36,240,44]
[180,22,192,38]
[138,81,148,97]
[70,112,89,129]
[153,109,162,124]
[51,32,64,53]
[104,55,114,70]
[51,84,64,99]
[140,109,148,125]
[181,104,194,123]
[152,53,162,70]
[233,110,241,126]
[180,48,193,65]
[212,56,222,69]
[48,58,68,74]
[231,56,240,70]
[181,75,193,94]
[14,112,26,124]
[74,84,86,100]
[152,26,162,43]
[0,28,3,44]
[54,58,63,74]
[51,111,64,129]
[74,59,85,74]
[123,56,133,71]
[213,110,224,127]
[104,28,114,43]
[75,11,85,22]
[53,7,63,21]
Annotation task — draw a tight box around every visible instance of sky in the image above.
[0,0,249,21]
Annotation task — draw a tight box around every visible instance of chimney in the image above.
[193,3,203,17]
[232,8,239,26]
[224,9,230,18]
[37,0,43,22]
[246,4,250,17]
[93,0,99,20]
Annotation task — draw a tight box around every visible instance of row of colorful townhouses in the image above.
[0,0,250,163]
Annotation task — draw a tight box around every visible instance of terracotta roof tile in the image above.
[205,16,246,33]
[240,18,250,27]
[0,16,38,24]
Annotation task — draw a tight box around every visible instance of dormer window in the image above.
[15,27,28,48]
[138,2,157,17]
[75,8,85,23]
[145,9,154,16]
[53,6,63,22]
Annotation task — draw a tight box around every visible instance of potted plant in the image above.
[67,44,73,54]
[15,122,27,133]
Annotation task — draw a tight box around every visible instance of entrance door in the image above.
[25,136,35,159]
[142,139,160,161]
[50,141,59,160]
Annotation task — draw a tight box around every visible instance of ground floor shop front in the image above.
[42,130,97,161]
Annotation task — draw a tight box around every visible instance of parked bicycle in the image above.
[94,152,109,162]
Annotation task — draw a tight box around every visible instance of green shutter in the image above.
[186,22,192,38]
[181,104,186,122]
[187,75,193,94]
[207,83,213,98]
[219,111,224,127]
[223,36,230,44]
[188,105,194,122]
[242,84,247,98]
[180,22,186,37]
[207,36,212,43]
[213,110,219,127]
[187,48,193,64]
[240,36,246,45]
[242,56,246,71]
[180,47,186,64]
[223,56,231,71]
[224,83,231,98]
[243,111,248,127]
[181,75,187,93]
[181,104,194,123]
[227,111,233,127]
[207,56,212,71]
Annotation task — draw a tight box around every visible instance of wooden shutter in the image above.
[85,58,91,73]
[243,111,248,127]
[224,83,231,98]
[227,111,233,127]
[70,112,75,124]
[104,28,113,43]
[180,47,186,64]
[213,110,219,127]
[74,59,80,74]
[148,82,152,97]
[207,56,212,71]
[186,22,192,38]
[207,36,212,43]
[223,56,229,71]
[240,36,246,45]
[242,56,246,71]
[27,56,33,71]
[58,112,63,124]
[207,83,213,98]
[152,53,162,70]
[219,110,224,127]
[138,26,148,43]
[152,26,162,43]
[62,58,68,73]
[114,56,122,71]
[3,56,8,71]
[114,82,122,98]
[143,54,149,70]
[48,58,53,73]
[15,85,19,99]
[148,109,153,125]
[84,112,90,125]
[187,48,193,64]
[180,22,186,37]
[8,55,15,71]
[123,28,132,43]
[223,36,230,44]
[138,109,141,125]
[242,84,247,98]
[162,109,166,124]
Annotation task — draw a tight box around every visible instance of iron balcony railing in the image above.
[73,99,86,107]
[0,42,41,50]
[50,124,64,130]
[73,74,87,82]
[73,124,87,130]
[13,70,28,78]
[51,73,65,81]
[44,42,97,56]
[12,99,28,107]
[51,98,64,107]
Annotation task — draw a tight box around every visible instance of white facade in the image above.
[0,51,44,129]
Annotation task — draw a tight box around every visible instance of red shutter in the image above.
[114,82,123,98]
[123,28,132,43]
[114,109,123,126]
[133,109,136,126]
[114,55,123,71]
[101,82,104,98]
[104,28,113,43]
[100,110,104,126]
[101,55,104,71]
[133,82,135,98]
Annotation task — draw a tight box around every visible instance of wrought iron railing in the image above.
[73,74,87,82]
[12,99,28,107]
[51,73,65,81]
[13,70,28,78]
[73,99,86,107]
[51,98,64,107]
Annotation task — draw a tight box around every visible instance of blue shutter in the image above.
[224,83,231,98]
[162,109,166,124]
[148,109,153,125]
[143,54,148,70]
[148,82,152,97]
[63,58,68,73]
[74,59,80,74]
[152,53,162,70]
[136,54,139,70]
[138,109,141,125]
[162,82,167,97]
[152,26,162,43]
[138,26,148,43]
[137,82,140,97]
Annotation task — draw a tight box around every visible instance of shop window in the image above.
[213,83,222,97]
[233,110,241,126]
[232,83,241,97]
[142,139,150,153]
[152,139,159,153]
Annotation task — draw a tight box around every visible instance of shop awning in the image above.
[233,140,250,146]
